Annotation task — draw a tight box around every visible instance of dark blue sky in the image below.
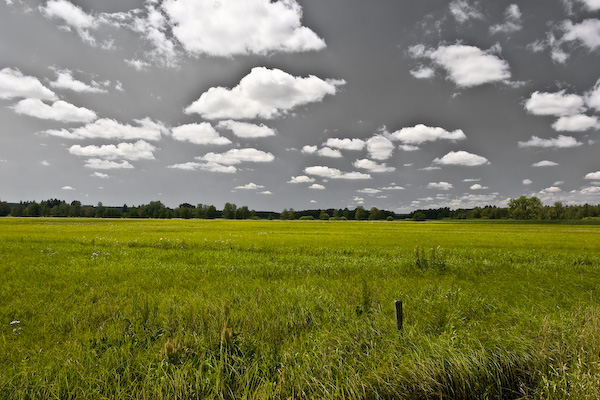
[1,0,599,211]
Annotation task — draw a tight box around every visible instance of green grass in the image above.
[1,218,600,399]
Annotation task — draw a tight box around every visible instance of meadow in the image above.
[1,218,600,399]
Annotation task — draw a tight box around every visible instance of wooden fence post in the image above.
[395,300,403,331]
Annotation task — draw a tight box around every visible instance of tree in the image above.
[508,196,543,220]
[413,211,426,221]
[0,201,11,217]
[355,206,366,220]
[319,210,330,220]
[222,203,236,219]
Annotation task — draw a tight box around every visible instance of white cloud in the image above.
[410,67,435,79]
[50,69,107,93]
[381,185,405,190]
[317,147,343,158]
[171,123,231,145]
[40,160,50,166]
[199,148,275,165]
[128,3,178,67]
[389,124,466,144]
[235,183,264,190]
[69,141,156,161]
[552,114,599,131]
[532,160,560,167]
[304,166,371,180]
[309,184,326,190]
[399,144,420,152]
[324,138,366,151]
[0,68,57,100]
[217,120,276,138]
[561,19,600,51]
[518,135,582,148]
[463,178,480,182]
[259,191,273,195]
[428,182,454,190]
[420,44,511,88]
[357,188,382,194]
[39,0,98,45]
[470,184,488,190]
[585,171,600,179]
[366,135,394,160]
[301,145,318,154]
[586,79,600,111]
[162,0,325,57]
[84,159,134,170]
[433,151,489,166]
[490,4,523,34]
[577,0,600,11]
[525,91,586,116]
[352,196,364,204]
[91,172,110,179]
[125,59,151,71]
[168,161,237,173]
[61,185,75,190]
[449,0,484,23]
[353,159,395,173]
[288,175,315,183]
[523,179,533,185]
[541,186,562,194]
[41,117,167,140]
[185,67,345,120]
[11,99,97,123]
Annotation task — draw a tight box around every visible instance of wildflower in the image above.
[10,320,20,325]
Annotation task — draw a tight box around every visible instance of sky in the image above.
[1,0,600,212]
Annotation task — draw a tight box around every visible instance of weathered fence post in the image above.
[394,300,403,331]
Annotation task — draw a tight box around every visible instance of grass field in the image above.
[1,218,600,399]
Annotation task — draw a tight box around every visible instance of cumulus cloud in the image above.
[524,91,586,116]
[84,159,134,170]
[41,117,167,140]
[353,159,396,173]
[381,185,405,190]
[39,0,98,45]
[235,183,264,190]
[449,0,484,24]
[366,135,394,160]
[585,171,600,179]
[433,151,489,166]
[470,184,488,190]
[518,135,582,148]
[50,69,107,93]
[199,148,275,165]
[91,172,109,179]
[410,66,435,79]
[412,44,511,88]
[561,19,600,51]
[0,68,57,100]
[11,99,97,123]
[301,145,318,154]
[357,188,382,194]
[552,114,599,131]
[541,186,562,194]
[288,175,315,183]
[532,160,560,167]
[162,0,325,57]
[309,184,326,190]
[523,179,533,185]
[171,123,231,145]
[216,120,276,138]
[389,124,466,145]
[69,141,156,161]
[576,0,600,11]
[304,166,371,180]
[168,161,237,173]
[185,67,345,120]
[586,79,600,111]
[324,138,366,151]
[316,147,343,158]
[428,182,454,190]
[490,4,523,34]
[61,185,75,190]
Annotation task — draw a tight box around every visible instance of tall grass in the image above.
[1,218,599,398]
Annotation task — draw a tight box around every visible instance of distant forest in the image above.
[1,196,600,221]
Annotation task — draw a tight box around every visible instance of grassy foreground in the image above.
[1,218,600,399]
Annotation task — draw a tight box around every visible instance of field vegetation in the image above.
[1,218,600,399]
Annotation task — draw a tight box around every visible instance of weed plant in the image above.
[1,218,600,399]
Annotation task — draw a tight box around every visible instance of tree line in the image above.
[0,196,599,221]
